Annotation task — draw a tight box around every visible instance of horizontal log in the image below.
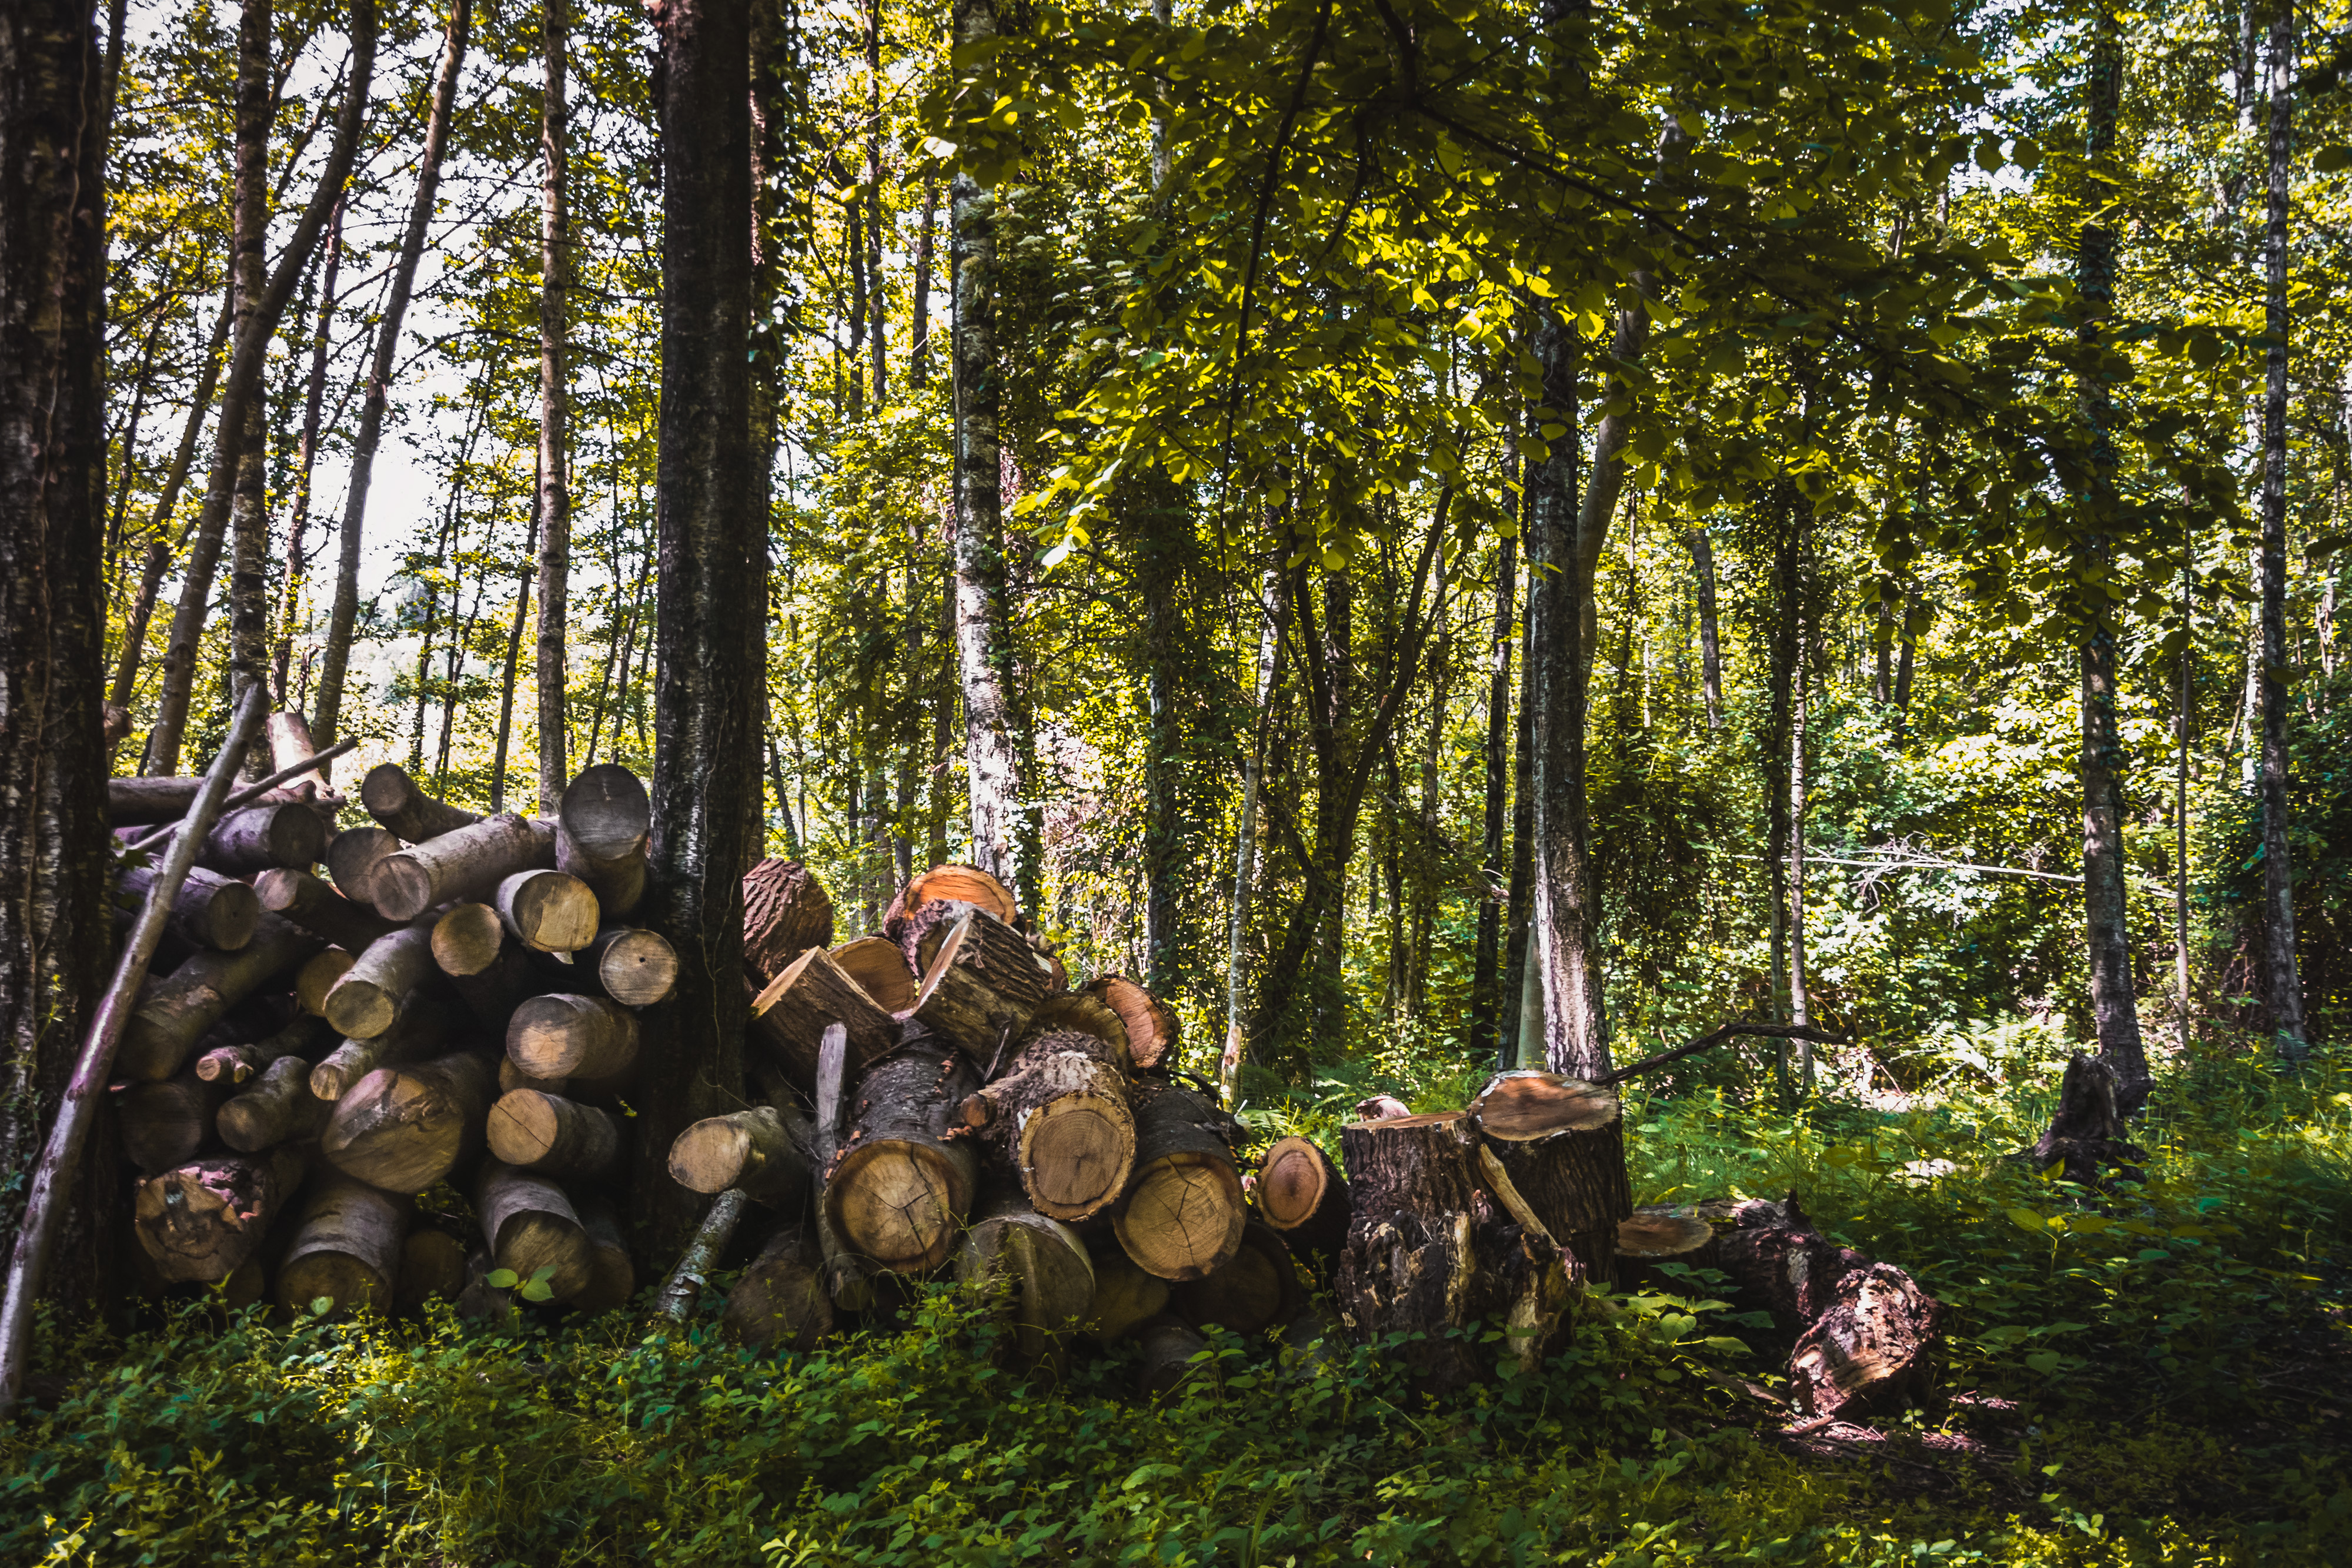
[373,813,557,922]
[557,764,650,921]
[576,925,677,1007]
[256,867,400,951]
[722,1224,833,1349]
[1169,1218,1301,1338]
[496,868,600,954]
[1082,1248,1171,1344]
[326,825,401,909]
[964,1028,1134,1223]
[506,993,640,1081]
[108,775,206,825]
[748,947,895,1091]
[119,863,259,952]
[310,995,447,1102]
[486,1089,619,1181]
[1252,1135,1349,1269]
[194,802,329,876]
[294,948,355,1018]
[667,1104,811,1208]
[321,1051,495,1193]
[219,1052,333,1151]
[476,1159,593,1302]
[1022,992,1130,1071]
[359,762,483,842]
[277,1178,410,1315]
[572,1199,636,1315]
[1081,975,1178,1072]
[825,1041,980,1273]
[118,1071,230,1174]
[956,1188,1095,1364]
[1114,1083,1245,1283]
[197,1012,326,1085]
[133,1146,306,1285]
[429,901,540,1027]
[118,912,324,1081]
[323,925,441,1039]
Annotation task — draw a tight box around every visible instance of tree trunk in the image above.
[1221,569,1284,1097]
[220,0,273,724]
[536,0,570,813]
[310,0,465,761]
[2258,2,2308,1060]
[1788,610,1813,1093]
[556,763,650,919]
[1470,503,1516,1059]
[1140,474,1184,994]
[273,199,341,697]
[489,513,535,811]
[1501,566,1535,1066]
[1686,526,1723,730]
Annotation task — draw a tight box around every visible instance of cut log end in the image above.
[1467,1071,1620,1141]
[828,1140,970,1274]
[498,868,601,954]
[1115,1156,1245,1282]
[1616,1209,1715,1259]
[1255,1136,1332,1231]
[1020,1096,1132,1221]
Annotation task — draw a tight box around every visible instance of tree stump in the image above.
[2029,1053,2147,1186]
[824,1040,980,1273]
[1465,1071,1630,1285]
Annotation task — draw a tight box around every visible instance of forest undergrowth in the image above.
[8,1035,2351,1567]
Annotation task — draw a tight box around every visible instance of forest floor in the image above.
[6,1033,2350,1566]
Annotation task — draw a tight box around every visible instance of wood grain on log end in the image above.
[1466,1071,1619,1141]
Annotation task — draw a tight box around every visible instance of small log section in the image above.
[507,993,640,1081]
[1465,1071,1631,1286]
[1114,1082,1244,1282]
[476,1159,594,1302]
[327,825,401,906]
[196,1012,323,1085]
[497,868,601,954]
[959,1027,1134,1223]
[219,1054,332,1151]
[118,912,324,1080]
[723,1225,834,1349]
[119,864,260,952]
[360,763,483,842]
[310,996,447,1103]
[556,764,651,920]
[324,925,440,1039]
[824,1040,980,1273]
[256,867,400,951]
[133,1148,305,1284]
[430,902,540,1026]
[487,1089,620,1181]
[277,1178,411,1315]
[1253,1135,1349,1271]
[580,926,678,1007]
[749,946,896,1090]
[1169,1218,1301,1338]
[294,950,355,1017]
[955,1188,1095,1364]
[741,858,835,986]
[1082,975,1178,1072]
[830,936,916,1013]
[373,814,559,922]
[321,1051,495,1194]
[194,803,329,877]
[910,910,1052,1059]
[668,1104,811,1209]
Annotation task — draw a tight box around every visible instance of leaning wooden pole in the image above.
[0,685,267,1413]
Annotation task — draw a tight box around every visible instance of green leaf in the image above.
[2024,1350,2064,1375]
[2005,1206,2050,1235]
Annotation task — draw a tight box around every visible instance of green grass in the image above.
[9,1037,2352,1565]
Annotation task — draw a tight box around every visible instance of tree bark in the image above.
[955,1188,1095,1363]
[749,945,896,1088]
[1470,501,1516,1059]
[273,199,341,698]
[724,1222,834,1347]
[741,857,835,985]
[1114,1082,1244,1282]
[507,992,639,1081]
[1686,527,1723,730]
[220,0,273,726]
[536,0,570,813]
[309,0,464,760]
[489,511,534,811]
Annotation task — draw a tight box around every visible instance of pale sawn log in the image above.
[218,1052,333,1151]
[119,863,260,951]
[476,1158,593,1302]
[255,867,400,951]
[294,948,355,1017]
[747,945,894,1091]
[578,925,678,1007]
[667,1104,810,1208]
[326,825,400,908]
[118,911,324,1080]
[309,994,447,1102]
[359,761,483,842]
[487,1088,620,1181]
[323,924,440,1039]
[830,935,916,1013]
[321,1050,495,1193]
[429,901,541,1027]
[373,813,557,922]
[506,992,640,1080]
[276,1177,412,1315]
[557,764,650,920]
[496,867,600,954]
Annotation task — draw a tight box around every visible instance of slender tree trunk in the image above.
[1687,526,1723,730]
[1788,614,1812,1091]
[224,32,272,727]
[1501,564,1535,1067]
[490,513,535,811]
[643,0,759,1261]
[311,0,463,764]
[102,306,161,580]
[1469,452,1518,1058]
[1762,485,1798,1095]
[1221,567,1285,1101]
[950,0,1027,895]
[0,0,116,1315]
[864,0,884,409]
[909,180,937,388]
[2074,7,2151,1109]
[1893,580,1920,721]
[1140,473,1184,994]
[535,0,570,813]
[2176,516,2193,1038]
[272,199,340,698]
[2257,1,2308,1059]
[1409,624,1447,1020]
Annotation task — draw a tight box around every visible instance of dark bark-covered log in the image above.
[429,902,540,1027]
[748,946,894,1090]
[741,858,834,986]
[1616,1205,1717,1289]
[723,1222,833,1349]
[255,867,400,951]
[219,1051,333,1149]
[193,802,328,876]
[1335,1111,1576,1392]
[310,996,447,1102]
[133,1146,306,1285]
[1114,1082,1244,1282]
[276,1178,410,1314]
[1136,1313,1209,1399]
[772,1043,883,1312]
[1169,1217,1301,1338]
[668,1104,810,1207]
[374,813,557,922]
[1081,1247,1170,1343]
[359,762,483,842]
[578,925,677,1007]
[824,1041,979,1273]
[321,1051,494,1193]
[1706,1194,1866,1328]
[507,992,639,1080]
[197,1012,324,1085]
[557,764,650,920]
[1023,992,1129,1069]
[909,910,1051,1059]
[118,1071,230,1174]
[830,935,916,1013]
[958,1028,1133,1223]
[476,1158,592,1300]
[572,1199,636,1314]
[1789,1262,1945,1420]
[497,867,600,954]
[2028,1052,2147,1186]
[955,1187,1095,1363]
[295,948,355,1017]
[487,1088,619,1181]
[324,925,441,1039]
[326,825,400,909]
[1253,1134,1349,1269]
[888,894,973,978]
[1466,1071,1629,1285]
[1081,974,1178,1072]
[119,911,324,1080]
[120,864,260,952]
[395,1227,469,1316]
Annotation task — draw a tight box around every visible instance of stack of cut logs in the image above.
[110,714,1940,1415]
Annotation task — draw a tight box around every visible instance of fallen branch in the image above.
[657,1187,749,1324]
[0,684,269,1415]
[1593,1019,1853,1088]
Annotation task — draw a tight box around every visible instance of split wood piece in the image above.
[823,1041,980,1273]
[497,868,600,954]
[359,761,483,842]
[1335,1111,1575,1392]
[193,803,329,877]
[1168,1218,1302,1338]
[889,862,1018,930]
[1080,975,1178,1072]
[958,1028,1134,1223]
[1114,1082,1245,1282]
[118,1071,231,1174]
[556,764,651,920]
[1081,1248,1170,1344]
[723,1223,834,1349]
[118,912,325,1080]
[294,949,355,1017]
[748,947,895,1091]
[395,1228,469,1317]
[658,1188,749,1323]
[572,1199,637,1315]
[310,995,447,1102]
[1468,1070,1630,1285]
[1355,1095,1413,1122]
[108,776,209,825]
[276,1178,412,1315]
[476,1159,593,1302]
[326,825,401,909]
[909,911,1050,1061]
[1789,1262,1946,1421]
[374,813,557,922]
[2027,1053,2147,1186]
[322,1051,495,1193]
[119,864,260,952]
[198,1012,325,1085]
[956,1188,1096,1364]
[256,867,400,951]
[668,1104,811,1208]
[219,1054,333,1151]
[429,902,540,1028]
[830,936,916,1014]
[1252,1135,1350,1269]
[1022,992,1130,1072]
[741,858,835,987]
[1136,1313,1211,1400]
[324,925,441,1039]
[507,993,640,1081]
[133,1147,307,1285]
[488,1089,620,1182]
[577,925,678,1007]
[499,1058,569,1097]
[770,1093,881,1313]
